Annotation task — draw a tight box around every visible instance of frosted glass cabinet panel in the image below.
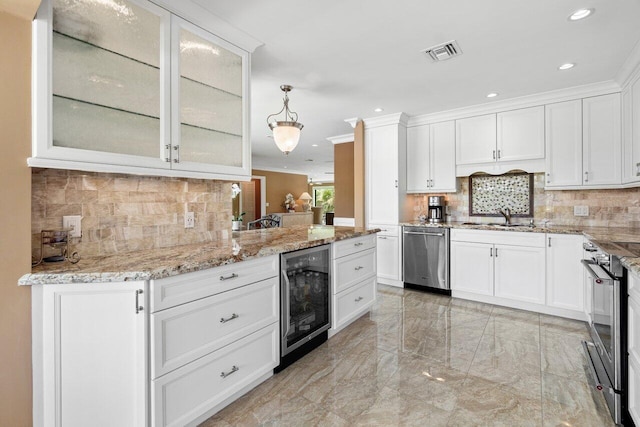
[50,0,166,165]
[173,18,247,173]
[32,0,251,180]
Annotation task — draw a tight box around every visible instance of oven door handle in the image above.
[582,341,606,391]
[581,259,613,284]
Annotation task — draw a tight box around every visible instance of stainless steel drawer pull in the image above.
[354,266,364,271]
[219,273,238,281]
[135,289,144,314]
[548,237,551,247]
[355,296,364,302]
[492,150,496,160]
[378,236,387,239]
[220,365,239,378]
[220,313,239,323]
[354,242,363,247]
[584,171,589,182]
[490,248,493,257]
[495,248,498,257]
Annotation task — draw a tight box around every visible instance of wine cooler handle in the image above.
[282,270,291,338]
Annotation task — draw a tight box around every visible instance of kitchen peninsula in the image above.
[20,225,379,427]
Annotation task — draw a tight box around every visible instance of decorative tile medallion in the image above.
[469,172,533,217]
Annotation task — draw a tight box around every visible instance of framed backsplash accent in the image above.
[469,172,533,217]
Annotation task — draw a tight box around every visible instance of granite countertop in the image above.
[19,225,378,286]
[402,221,640,276]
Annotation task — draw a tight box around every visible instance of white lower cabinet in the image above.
[545,234,584,313]
[494,244,546,305]
[331,234,377,335]
[32,281,148,427]
[152,323,278,427]
[450,241,493,296]
[370,224,402,287]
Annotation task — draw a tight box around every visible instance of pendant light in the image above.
[267,85,304,155]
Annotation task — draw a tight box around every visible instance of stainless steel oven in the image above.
[582,241,629,425]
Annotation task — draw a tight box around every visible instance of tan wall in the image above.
[353,121,365,227]
[0,10,35,427]
[252,169,308,214]
[334,142,355,218]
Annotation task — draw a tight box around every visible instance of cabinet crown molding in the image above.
[363,112,408,128]
[327,134,354,144]
[406,81,620,127]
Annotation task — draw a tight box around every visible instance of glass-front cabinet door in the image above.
[171,16,249,175]
[32,0,251,180]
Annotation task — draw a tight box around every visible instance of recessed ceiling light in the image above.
[312,144,318,147]
[558,63,575,70]
[568,8,594,21]
[486,93,498,98]
[374,107,384,113]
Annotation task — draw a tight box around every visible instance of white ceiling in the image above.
[190,0,640,183]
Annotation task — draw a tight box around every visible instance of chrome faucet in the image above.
[498,208,511,225]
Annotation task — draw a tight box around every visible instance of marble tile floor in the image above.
[200,285,614,427]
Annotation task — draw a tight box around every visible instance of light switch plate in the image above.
[63,215,82,238]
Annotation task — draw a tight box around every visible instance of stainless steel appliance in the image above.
[403,226,450,295]
[276,244,331,372]
[427,196,445,223]
[582,241,630,425]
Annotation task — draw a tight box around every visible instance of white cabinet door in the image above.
[632,76,640,181]
[406,124,430,192]
[450,241,493,296]
[35,282,147,427]
[366,125,400,224]
[497,106,545,162]
[545,100,583,187]
[622,85,634,183]
[376,234,400,282]
[629,355,640,426]
[494,244,546,305]
[430,120,457,192]
[455,114,496,165]
[545,234,584,312]
[629,290,640,425]
[583,93,622,186]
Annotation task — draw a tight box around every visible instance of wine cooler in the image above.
[276,244,331,372]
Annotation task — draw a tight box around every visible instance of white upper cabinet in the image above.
[545,100,583,187]
[497,106,545,162]
[623,73,640,183]
[545,93,622,189]
[582,93,622,186]
[31,0,251,181]
[406,121,456,193]
[365,114,407,225]
[456,114,496,165]
[455,106,544,175]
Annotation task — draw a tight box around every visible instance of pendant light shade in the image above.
[267,85,304,155]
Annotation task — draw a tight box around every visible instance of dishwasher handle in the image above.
[403,231,445,237]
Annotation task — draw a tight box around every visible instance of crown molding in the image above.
[406,80,621,127]
[327,134,353,145]
[363,112,409,128]
[149,0,263,52]
[617,37,640,89]
[344,117,362,128]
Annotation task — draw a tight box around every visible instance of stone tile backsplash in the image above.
[31,168,232,260]
[412,173,640,227]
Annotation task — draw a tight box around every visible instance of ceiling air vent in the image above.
[423,40,462,62]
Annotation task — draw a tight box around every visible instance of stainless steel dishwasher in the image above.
[402,226,450,294]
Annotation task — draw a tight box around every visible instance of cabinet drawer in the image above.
[333,249,376,294]
[152,323,278,427]
[333,234,376,259]
[451,229,545,247]
[150,255,278,312]
[334,276,376,329]
[151,278,278,378]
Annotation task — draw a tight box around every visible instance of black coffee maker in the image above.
[427,196,445,223]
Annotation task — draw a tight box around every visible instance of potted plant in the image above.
[232,212,245,231]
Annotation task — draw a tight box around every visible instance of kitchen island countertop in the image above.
[19,225,379,286]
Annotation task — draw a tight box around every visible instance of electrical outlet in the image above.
[63,215,82,238]
[573,206,589,217]
[184,211,195,228]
